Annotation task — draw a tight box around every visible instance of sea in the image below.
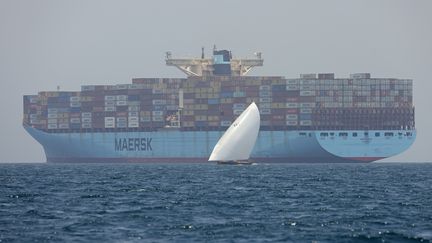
[0,163,431,242]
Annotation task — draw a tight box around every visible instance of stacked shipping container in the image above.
[23,73,414,132]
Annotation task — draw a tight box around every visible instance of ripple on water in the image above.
[0,163,431,242]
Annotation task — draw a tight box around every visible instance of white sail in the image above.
[209,102,260,162]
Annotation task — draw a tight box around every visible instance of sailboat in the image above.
[209,102,260,165]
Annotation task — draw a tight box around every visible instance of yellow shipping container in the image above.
[81,96,93,102]
[272,103,286,108]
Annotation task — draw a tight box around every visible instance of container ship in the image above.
[23,48,416,163]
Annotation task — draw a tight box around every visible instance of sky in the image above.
[0,0,431,162]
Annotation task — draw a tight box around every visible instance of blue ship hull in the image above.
[24,126,416,163]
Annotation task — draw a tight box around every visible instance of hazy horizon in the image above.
[1,0,431,162]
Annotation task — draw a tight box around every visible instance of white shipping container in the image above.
[286,114,298,120]
[300,108,313,114]
[286,85,299,91]
[70,102,81,107]
[286,120,298,126]
[221,121,231,127]
[70,118,81,123]
[259,97,272,103]
[300,103,315,108]
[105,101,115,106]
[300,120,312,126]
[82,123,92,128]
[128,116,139,122]
[115,84,128,90]
[233,109,244,115]
[286,79,299,85]
[48,124,58,129]
[300,91,316,96]
[116,117,127,123]
[58,123,69,129]
[105,117,115,122]
[299,85,315,91]
[104,95,116,101]
[105,123,115,128]
[105,106,116,112]
[259,91,271,97]
[233,103,245,109]
[116,95,128,101]
[261,108,271,115]
[116,100,128,106]
[128,112,139,117]
[300,80,316,85]
[81,85,95,91]
[48,113,58,119]
[152,99,166,105]
[30,119,39,124]
[70,96,80,102]
[81,112,92,118]
[300,74,316,79]
[128,122,139,128]
[81,117,92,123]
[286,103,299,108]
[259,102,271,109]
[259,85,271,91]
[140,116,151,122]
